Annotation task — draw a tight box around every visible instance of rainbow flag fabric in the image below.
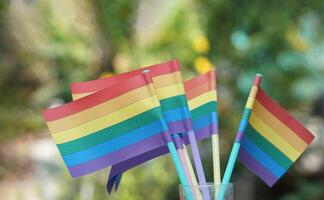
[184,68,218,142]
[43,73,171,177]
[238,88,315,186]
[71,60,198,191]
[107,69,218,191]
[71,60,193,135]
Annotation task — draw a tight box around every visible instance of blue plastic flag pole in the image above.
[167,142,194,200]
[217,74,263,200]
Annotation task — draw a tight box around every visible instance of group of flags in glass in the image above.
[43,59,314,199]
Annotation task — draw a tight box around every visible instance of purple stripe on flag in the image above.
[113,145,168,177]
[107,123,217,185]
[106,145,168,192]
[168,118,192,133]
[168,119,188,149]
[68,133,166,177]
[238,147,278,187]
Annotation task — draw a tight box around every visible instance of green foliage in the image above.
[94,0,139,45]
[200,0,324,105]
[0,0,101,141]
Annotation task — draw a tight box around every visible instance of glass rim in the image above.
[179,182,233,188]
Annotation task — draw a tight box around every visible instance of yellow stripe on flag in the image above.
[155,83,185,100]
[152,71,182,89]
[52,97,160,144]
[249,112,300,161]
[253,100,308,153]
[188,91,217,110]
[48,86,153,133]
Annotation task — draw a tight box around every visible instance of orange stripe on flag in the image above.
[256,88,314,144]
[253,100,308,153]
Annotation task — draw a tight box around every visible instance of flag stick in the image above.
[212,134,221,184]
[211,69,221,184]
[167,142,194,200]
[178,148,194,186]
[183,146,198,186]
[188,135,204,179]
[187,130,210,199]
[183,146,203,200]
[143,70,194,200]
[217,74,262,200]
[178,147,202,199]
[172,133,197,197]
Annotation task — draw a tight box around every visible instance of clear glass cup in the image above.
[179,183,233,200]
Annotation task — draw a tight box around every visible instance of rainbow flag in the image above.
[107,69,218,191]
[184,69,218,143]
[71,60,192,136]
[238,88,315,186]
[71,60,205,190]
[43,73,171,177]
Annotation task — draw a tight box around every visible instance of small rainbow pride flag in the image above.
[238,87,315,186]
[183,69,218,144]
[43,74,171,177]
[107,69,219,190]
[71,60,208,191]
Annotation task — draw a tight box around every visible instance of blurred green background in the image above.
[0,0,323,199]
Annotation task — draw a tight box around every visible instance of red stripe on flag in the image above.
[70,60,180,94]
[43,75,149,122]
[185,83,211,100]
[256,88,314,144]
[184,69,216,91]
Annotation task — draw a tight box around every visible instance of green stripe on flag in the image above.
[160,95,187,111]
[245,124,293,169]
[58,107,163,156]
[191,101,217,119]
